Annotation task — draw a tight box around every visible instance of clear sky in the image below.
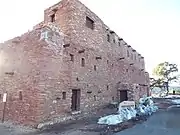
[0,0,180,76]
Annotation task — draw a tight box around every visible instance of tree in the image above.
[153,62,179,95]
[150,77,164,89]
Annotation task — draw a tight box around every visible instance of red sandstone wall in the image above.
[0,30,46,126]
[0,0,150,126]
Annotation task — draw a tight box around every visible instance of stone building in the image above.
[0,0,149,127]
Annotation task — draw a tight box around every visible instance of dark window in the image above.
[118,42,121,46]
[94,65,97,71]
[127,50,130,57]
[107,85,109,90]
[56,97,61,100]
[76,77,79,81]
[95,56,102,60]
[94,95,96,101]
[126,69,128,72]
[86,17,94,30]
[113,39,116,43]
[50,14,55,22]
[107,34,110,42]
[134,54,136,60]
[81,58,85,67]
[112,97,115,101]
[19,91,23,100]
[62,92,66,100]
[107,60,109,64]
[70,54,74,61]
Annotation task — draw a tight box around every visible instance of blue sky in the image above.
[0,0,180,76]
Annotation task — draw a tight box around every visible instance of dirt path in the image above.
[1,98,178,135]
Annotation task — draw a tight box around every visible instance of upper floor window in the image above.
[86,16,94,30]
[127,50,130,57]
[81,58,85,67]
[50,14,55,22]
[118,42,121,46]
[107,34,110,42]
[70,54,74,62]
[113,39,116,43]
[131,53,133,60]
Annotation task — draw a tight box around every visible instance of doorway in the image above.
[119,90,128,102]
[71,89,81,111]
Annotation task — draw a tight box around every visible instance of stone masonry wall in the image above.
[0,0,149,126]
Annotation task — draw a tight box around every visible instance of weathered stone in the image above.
[0,0,149,127]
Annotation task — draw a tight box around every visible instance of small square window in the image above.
[50,14,55,22]
[107,34,110,42]
[127,50,130,57]
[94,65,97,71]
[62,92,66,100]
[107,85,109,90]
[19,91,23,100]
[81,58,85,67]
[70,54,74,61]
[76,77,79,81]
[94,95,96,101]
[118,42,121,46]
[113,39,116,43]
[86,17,94,30]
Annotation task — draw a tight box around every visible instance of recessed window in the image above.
[107,85,109,90]
[107,60,109,64]
[107,34,110,42]
[113,39,116,43]
[19,91,23,100]
[76,77,79,81]
[50,14,55,22]
[86,16,94,30]
[62,92,66,100]
[127,50,130,57]
[81,58,85,67]
[112,97,115,101]
[134,54,136,60]
[96,56,102,60]
[94,95,96,101]
[94,65,97,71]
[70,54,74,61]
[118,42,121,46]
[56,97,61,100]
[126,69,128,72]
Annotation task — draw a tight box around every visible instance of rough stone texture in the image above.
[0,0,149,127]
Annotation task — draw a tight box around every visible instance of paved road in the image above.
[115,107,180,135]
